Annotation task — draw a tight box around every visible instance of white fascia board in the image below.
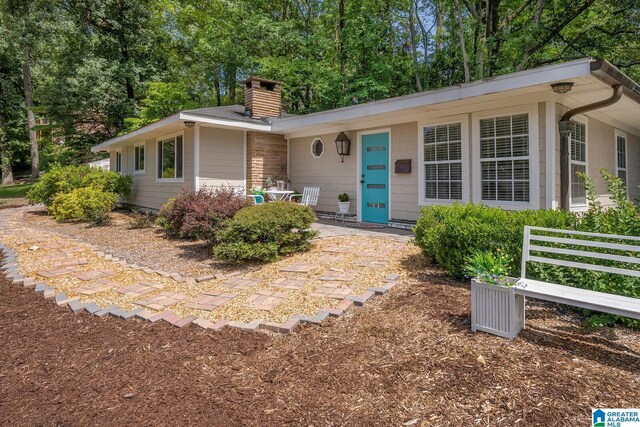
[178,113,272,132]
[272,58,592,133]
[91,113,181,152]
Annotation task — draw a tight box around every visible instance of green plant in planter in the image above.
[338,193,350,202]
[251,186,267,197]
[464,249,513,286]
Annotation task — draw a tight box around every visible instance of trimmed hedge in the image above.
[156,188,249,240]
[214,202,318,262]
[414,203,576,278]
[414,170,640,328]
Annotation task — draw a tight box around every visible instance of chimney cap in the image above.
[243,76,284,86]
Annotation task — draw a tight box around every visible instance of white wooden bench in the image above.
[515,226,640,330]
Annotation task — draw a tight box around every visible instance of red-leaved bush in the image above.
[156,188,249,240]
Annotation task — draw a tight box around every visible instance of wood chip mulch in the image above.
[22,209,220,277]
[1,254,639,426]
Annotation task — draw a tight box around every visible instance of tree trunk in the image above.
[338,0,346,74]
[435,0,443,52]
[22,44,38,179]
[1,154,13,184]
[0,103,13,185]
[454,0,470,82]
[409,1,423,91]
[227,67,236,104]
[414,0,430,87]
[485,0,501,77]
[214,76,221,107]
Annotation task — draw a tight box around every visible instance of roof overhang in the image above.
[91,111,270,152]
[271,58,596,134]
[272,58,640,138]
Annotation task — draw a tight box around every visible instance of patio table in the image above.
[265,190,294,201]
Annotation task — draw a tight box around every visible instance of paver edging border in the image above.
[0,207,404,334]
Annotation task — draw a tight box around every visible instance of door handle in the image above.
[360,179,365,184]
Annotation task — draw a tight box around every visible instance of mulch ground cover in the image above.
[23,208,218,277]
[1,254,639,426]
[6,204,640,425]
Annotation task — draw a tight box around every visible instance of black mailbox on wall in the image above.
[394,159,411,174]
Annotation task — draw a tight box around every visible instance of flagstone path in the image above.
[0,205,412,333]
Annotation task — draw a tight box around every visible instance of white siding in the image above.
[110,128,195,210]
[389,122,420,221]
[198,126,245,191]
[288,131,359,214]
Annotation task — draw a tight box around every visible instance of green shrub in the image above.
[529,170,640,328]
[49,187,117,224]
[415,170,640,328]
[214,202,318,262]
[27,164,132,207]
[414,203,576,278]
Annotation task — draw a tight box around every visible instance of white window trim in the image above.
[133,142,145,175]
[115,150,123,174]
[310,137,325,159]
[156,130,185,183]
[615,129,628,197]
[418,114,470,205]
[569,116,588,210]
[471,104,540,210]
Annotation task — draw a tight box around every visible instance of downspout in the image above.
[559,84,623,210]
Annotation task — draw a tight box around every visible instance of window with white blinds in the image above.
[616,133,627,190]
[570,121,587,206]
[479,114,530,203]
[423,123,462,200]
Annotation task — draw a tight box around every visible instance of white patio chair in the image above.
[291,187,319,207]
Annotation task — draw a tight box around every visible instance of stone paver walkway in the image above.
[0,205,410,333]
[185,291,236,311]
[244,290,287,311]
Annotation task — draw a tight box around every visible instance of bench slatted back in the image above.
[521,226,640,279]
[301,187,320,206]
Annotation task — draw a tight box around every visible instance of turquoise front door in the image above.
[361,132,389,223]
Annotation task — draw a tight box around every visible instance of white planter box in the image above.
[471,279,525,339]
[337,201,350,214]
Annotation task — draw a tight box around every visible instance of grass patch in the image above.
[0,182,35,199]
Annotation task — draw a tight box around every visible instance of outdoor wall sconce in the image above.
[551,82,574,94]
[334,132,351,162]
[183,121,196,128]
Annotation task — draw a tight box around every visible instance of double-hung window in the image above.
[423,123,463,200]
[134,143,145,173]
[157,135,183,180]
[616,131,628,191]
[115,151,122,174]
[569,121,587,207]
[479,114,530,203]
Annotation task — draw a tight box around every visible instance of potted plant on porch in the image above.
[266,175,290,191]
[465,250,524,339]
[337,193,351,214]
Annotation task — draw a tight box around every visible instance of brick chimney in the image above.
[243,77,282,120]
